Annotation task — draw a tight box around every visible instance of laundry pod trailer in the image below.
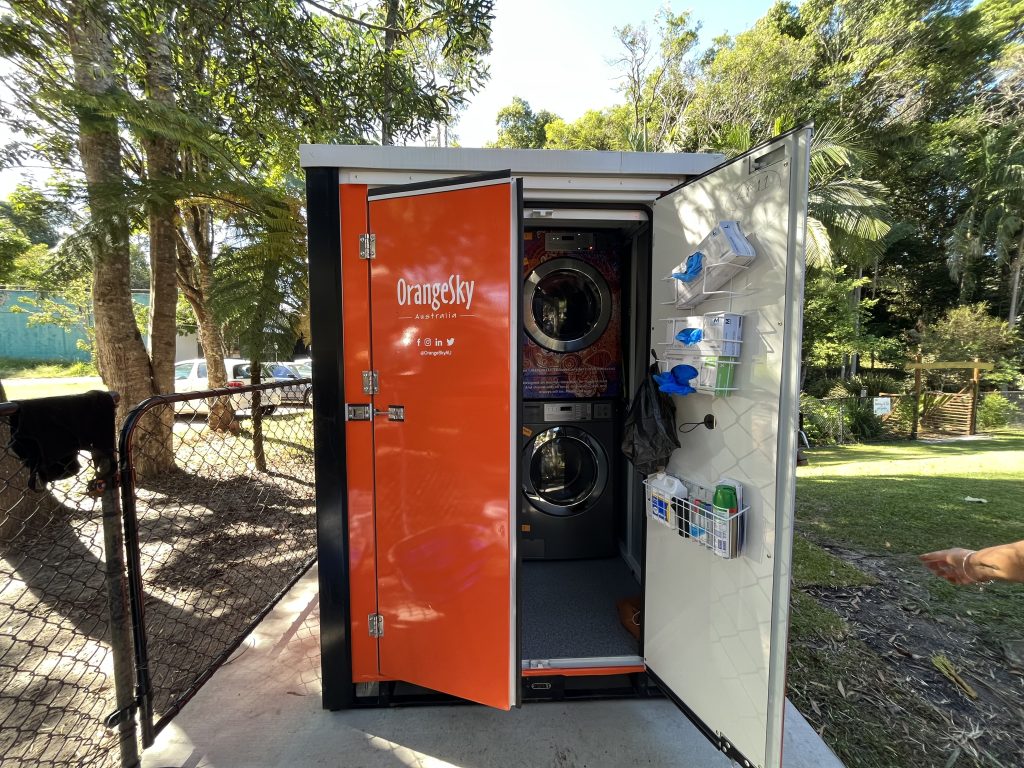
[302,127,811,768]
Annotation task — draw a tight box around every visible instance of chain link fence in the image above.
[2,381,316,765]
[119,382,316,742]
[978,390,1024,430]
[0,397,134,768]
[800,394,918,445]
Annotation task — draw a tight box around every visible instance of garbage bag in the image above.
[621,363,681,475]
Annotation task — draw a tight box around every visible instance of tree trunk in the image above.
[68,1,159,446]
[380,0,400,145]
[850,267,862,378]
[250,355,267,472]
[1008,245,1022,332]
[178,200,237,432]
[140,14,179,473]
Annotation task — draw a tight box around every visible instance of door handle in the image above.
[374,405,405,422]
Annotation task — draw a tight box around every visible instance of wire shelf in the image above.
[644,475,747,559]
[658,311,746,358]
[656,357,739,396]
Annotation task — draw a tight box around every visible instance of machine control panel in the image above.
[543,402,590,422]
[544,232,595,252]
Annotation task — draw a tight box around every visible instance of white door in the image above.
[644,126,811,768]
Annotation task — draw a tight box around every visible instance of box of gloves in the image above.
[665,312,745,358]
[656,356,738,397]
[671,221,755,309]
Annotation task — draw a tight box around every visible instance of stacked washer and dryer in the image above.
[520,231,626,561]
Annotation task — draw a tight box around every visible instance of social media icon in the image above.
[424,338,432,347]
[446,338,455,347]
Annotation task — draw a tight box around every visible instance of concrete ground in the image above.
[143,567,844,768]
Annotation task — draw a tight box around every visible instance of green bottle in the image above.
[712,483,739,558]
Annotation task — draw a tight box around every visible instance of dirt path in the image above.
[807,545,1024,767]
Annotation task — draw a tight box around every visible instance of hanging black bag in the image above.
[621,361,680,475]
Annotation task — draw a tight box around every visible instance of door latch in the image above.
[346,404,372,421]
[373,406,405,422]
[368,613,383,638]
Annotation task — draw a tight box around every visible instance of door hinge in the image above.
[361,370,379,394]
[346,404,371,421]
[368,613,384,638]
[359,233,376,260]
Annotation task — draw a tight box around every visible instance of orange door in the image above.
[367,173,521,709]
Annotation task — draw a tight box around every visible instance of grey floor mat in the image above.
[521,557,640,660]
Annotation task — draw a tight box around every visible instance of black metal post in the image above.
[118,404,155,748]
[93,391,140,768]
[305,166,354,709]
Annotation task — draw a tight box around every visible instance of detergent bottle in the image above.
[646,472,687,533]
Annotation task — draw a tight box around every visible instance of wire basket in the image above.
[644,476,747,559]
[656,357,740,396]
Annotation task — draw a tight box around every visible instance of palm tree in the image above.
[948,125,1024,330]
[212,189,307,471]
[712,120,894,376]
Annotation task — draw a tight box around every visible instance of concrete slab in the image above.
[143,566,844,768]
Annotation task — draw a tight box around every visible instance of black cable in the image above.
[678,413,716,433]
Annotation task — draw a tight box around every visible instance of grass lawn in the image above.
[790,432,1024,768]
[0,356,97,379]
[3,377,105,400]
[798,432,1024,554]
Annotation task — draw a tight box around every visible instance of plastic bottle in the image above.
[646,473,687,532]
[712,482,739,558]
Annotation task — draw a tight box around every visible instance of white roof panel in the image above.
[299,145,724,203]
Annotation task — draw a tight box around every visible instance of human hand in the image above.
[919,548,981,585]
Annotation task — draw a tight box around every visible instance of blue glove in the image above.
[671,252,704,283]
[675,327,703,346]
[654,364,698,396]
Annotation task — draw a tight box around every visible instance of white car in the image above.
[265,361,313,406]
[172,358,281,414]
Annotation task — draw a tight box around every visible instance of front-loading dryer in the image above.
[520,400,617,560]
[522,231,624,400]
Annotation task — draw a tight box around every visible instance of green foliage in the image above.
[544,107,633,151]
[0,219,32,282]
[802,267,904,372]
[919,302,1023,388]
[809,372,909,398]
[0,357,98,378]
[489,97,558,148]
[978,392,1021,430]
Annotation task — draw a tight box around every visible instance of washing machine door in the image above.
[522,425,608,516]
[524,257,612,352]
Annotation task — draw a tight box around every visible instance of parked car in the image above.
[264,361,313,407]
[172,358,281,414]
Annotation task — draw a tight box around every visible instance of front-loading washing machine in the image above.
[520,400,617,560]
[522,231,624,400]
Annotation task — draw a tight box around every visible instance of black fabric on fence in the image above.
[7,391,115,489]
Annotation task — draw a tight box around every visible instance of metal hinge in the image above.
[359,233,376,260]
[361,370,379,395]
[346,404,371,421]
[368,613,384,638]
